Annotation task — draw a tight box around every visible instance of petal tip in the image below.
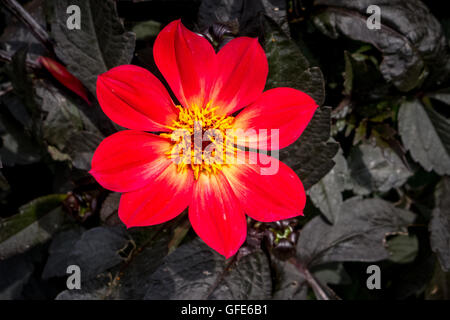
[215,245,240,260]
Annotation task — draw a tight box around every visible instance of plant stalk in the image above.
[1,0,54,53]
[0,49,41,69]
[288,257,332,300]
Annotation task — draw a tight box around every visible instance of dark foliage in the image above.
[0,0,449,300]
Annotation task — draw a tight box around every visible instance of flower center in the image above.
[161,102,237,179]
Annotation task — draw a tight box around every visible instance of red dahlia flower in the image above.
[90,20,318,258]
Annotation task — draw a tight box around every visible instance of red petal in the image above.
[232,88,318,150]
[96,65,178,131]
[153,20,216,109]
[119,163,193,227]
[189,172,247,258]
[90,130,172,192]
[222,152,306,222]
[210,37,268,115]
[39,56,91,105]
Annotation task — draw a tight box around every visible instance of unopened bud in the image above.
[39,56,91,105]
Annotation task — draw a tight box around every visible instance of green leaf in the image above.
[264,17,325,105]
[0,194,67,259]
[313,0,450,92]
[297,198,416,267]
[430,177,450,271]
[48,0,135,93]
[398,99,450,175]
[348,141,412,195]
[280,106,339,190]
[144,238,272,300]
[386,234,419,264]
[132,20,161,41]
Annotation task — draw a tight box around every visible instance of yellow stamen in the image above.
[163,102,237,179]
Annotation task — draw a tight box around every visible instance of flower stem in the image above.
[204,254,238,299]
[288,257,339,300]
[1,0,54,53]
[0,49,41,69]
